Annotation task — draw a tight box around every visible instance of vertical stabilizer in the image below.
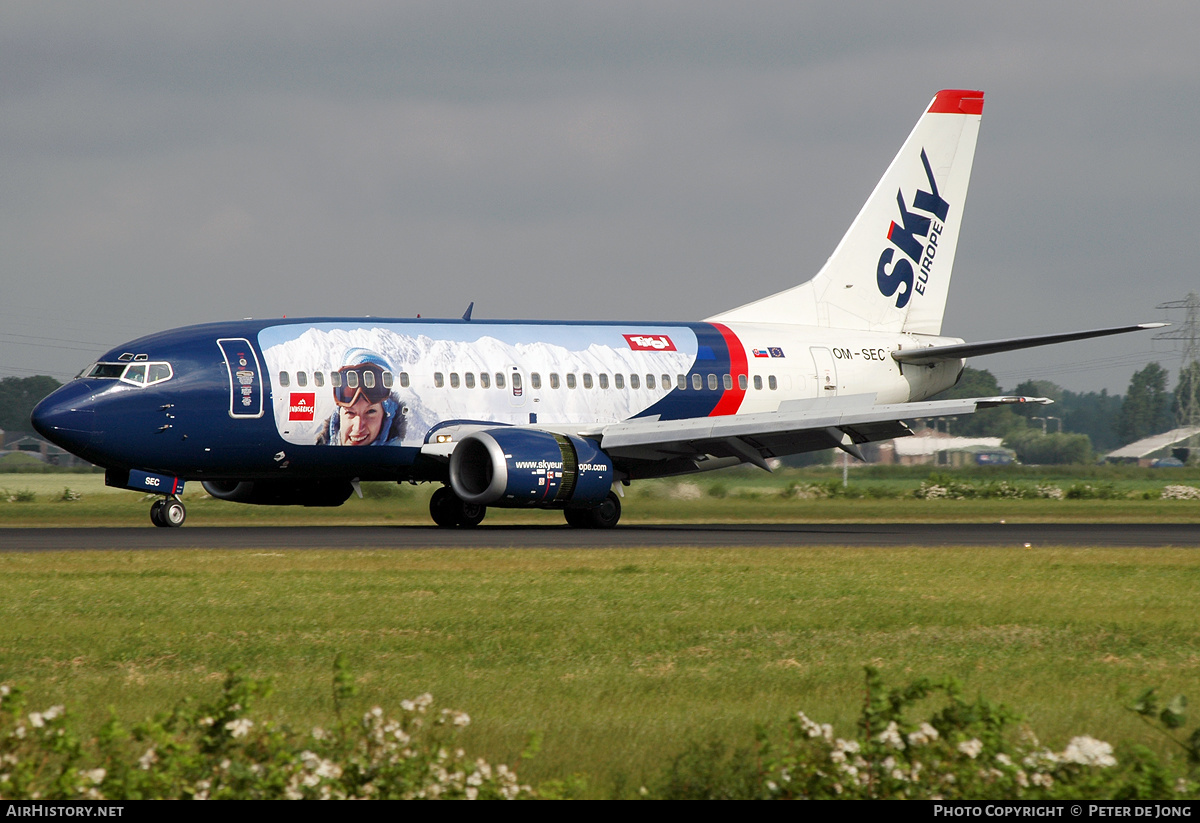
[708,89,983,335]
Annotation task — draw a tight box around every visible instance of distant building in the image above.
[863,430,1016,467]
[1104,426,1200,466]
[0,432,91,468]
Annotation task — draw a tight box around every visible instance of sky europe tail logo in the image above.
[876,149,950,309]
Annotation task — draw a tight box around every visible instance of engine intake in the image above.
[449,428,614,508]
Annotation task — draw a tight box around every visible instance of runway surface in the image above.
[2,523,1199,551]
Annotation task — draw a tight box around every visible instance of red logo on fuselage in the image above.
[289,393,316,421]
[623,334,676,352]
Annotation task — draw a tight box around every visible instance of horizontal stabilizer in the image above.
[892,323,1166,365]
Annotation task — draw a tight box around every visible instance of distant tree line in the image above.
[929,361,1197,464]
[0,376,62,435]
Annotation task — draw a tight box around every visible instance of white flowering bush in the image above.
[0,659,531,800]
[1161,485,1200,500]
[661,668,1200,800]
[912,477,1059,500]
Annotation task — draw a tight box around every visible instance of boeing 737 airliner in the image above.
[31,90,1160,528]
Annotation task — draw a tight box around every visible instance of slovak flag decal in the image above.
[752,348,770,358]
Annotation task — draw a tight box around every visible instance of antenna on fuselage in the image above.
[462,302,474,321]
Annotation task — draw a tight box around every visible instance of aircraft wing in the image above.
[589,392,1048,474]
[893,323,1166,365]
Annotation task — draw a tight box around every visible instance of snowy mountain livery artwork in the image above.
[32,90,1160,528]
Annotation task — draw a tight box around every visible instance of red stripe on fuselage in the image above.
[709,323,747,417]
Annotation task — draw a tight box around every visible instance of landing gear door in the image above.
[218,338,265,419]
[810,347,838,397]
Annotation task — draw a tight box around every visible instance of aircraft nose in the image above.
[31,385,98,455]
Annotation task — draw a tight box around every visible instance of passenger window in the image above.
[363,370,375,389]
[615,374,625,390]
[769,375,778,390]
[678,375,687,390]
[314,372,325,387]
[567,374,577,389]
[480,372,490,389]
[724,374,733,390]
[630,374,640,390]
[399,372,409,388]
[550,373,560,389]
[279,371,290,387]
[465,373,475,389]
[297,371,308,388]
[708,374,718,391]
[692,374,702,390]
[511,373,522,391]
[434,372,444,388]
[583,373,593,389]
[330,371,342,388]
[646,374,655,390]
[383,371,394,389]
[738,374,747,390]
[496,373,506,389]
[450,373,460,388]
[662,374,670,389]
[531,373,541,389]
[346,371,359,389]
[754,375,763,390]
[599,374,609,389]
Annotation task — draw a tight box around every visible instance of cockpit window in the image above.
[85,361,173,387]
[147,363,172,383]
[87,363,126,379]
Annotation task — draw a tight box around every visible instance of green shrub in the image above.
[1065,482,1124,500]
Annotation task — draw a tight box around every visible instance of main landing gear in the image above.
[150,496,186,528]
[427,487,622,529]
[564,491,621,529]
[429,486,486,528]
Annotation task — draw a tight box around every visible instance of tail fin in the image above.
[708,89,983,335]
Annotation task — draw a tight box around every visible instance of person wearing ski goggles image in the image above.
[317,351,407,447]
[332,363,391,408]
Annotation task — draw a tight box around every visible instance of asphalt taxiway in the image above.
[2,523,1198,552]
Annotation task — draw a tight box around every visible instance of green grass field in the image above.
[1,545,1197,796]
[4,464,1200,795]
[5,465,1200,526]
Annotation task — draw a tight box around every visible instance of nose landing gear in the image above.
[150,496,187,528]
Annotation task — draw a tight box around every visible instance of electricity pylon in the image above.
[1154,293,1200,430]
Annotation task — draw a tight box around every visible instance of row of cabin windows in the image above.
[278,370,780,391]
[433,372,780,391]
[278,370,412,389]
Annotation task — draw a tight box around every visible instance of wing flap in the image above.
[597,393,1048,470]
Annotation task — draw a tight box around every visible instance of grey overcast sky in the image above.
[2,1,1198,393]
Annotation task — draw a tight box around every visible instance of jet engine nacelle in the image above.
[449,428,614,508]
[201,479,355,507]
